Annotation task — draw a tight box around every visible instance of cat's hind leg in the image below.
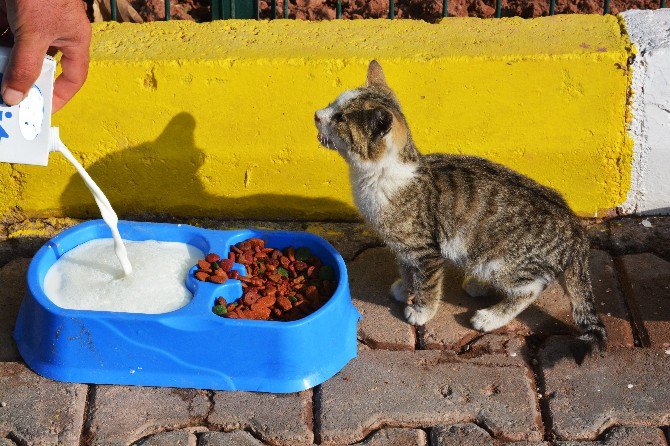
[470,277,547,332]
[403,256,444,326]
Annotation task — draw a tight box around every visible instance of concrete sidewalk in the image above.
[1,216,669,445]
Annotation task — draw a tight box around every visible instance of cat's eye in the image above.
[332,112,344,122]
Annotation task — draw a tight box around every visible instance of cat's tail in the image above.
[564,249,607,361]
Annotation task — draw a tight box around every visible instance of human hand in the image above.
[0,0,91,113]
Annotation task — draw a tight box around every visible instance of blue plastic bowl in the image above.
[13,220,360,393]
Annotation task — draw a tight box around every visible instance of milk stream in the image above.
[54,143,133,276]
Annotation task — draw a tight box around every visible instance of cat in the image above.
[314,60,607,353]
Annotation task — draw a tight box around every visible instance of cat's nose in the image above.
[314,112,321,125]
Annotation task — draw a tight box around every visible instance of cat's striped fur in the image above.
[315,60,606,353]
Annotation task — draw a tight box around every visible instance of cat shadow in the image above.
[349,250,583,363]
[58,112,356,221]
[436,263,575,334]
[350,248,574,340]
[440,264,594,364]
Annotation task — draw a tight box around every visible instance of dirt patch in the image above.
[132,0,211,21]
[124,0,662,22]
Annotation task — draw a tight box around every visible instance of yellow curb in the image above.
[1,16,632,221]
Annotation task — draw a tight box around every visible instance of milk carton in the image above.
[0,46,56,165]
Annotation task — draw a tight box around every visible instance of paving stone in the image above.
[134,430,192,445]
[431,424,550,445]
[348,248,415,350]
[430,425,668,446]
[86,385,210,446]
[540,337,670,440]
[585,220,610,251]
[6,218,80,258]
[587,251,635,348]
[609,217,670,262]
[184,218,306,233]
[304,222,382,262]
[457,334,530,367]
[616,254,670,347]
[422,251,633,349]
[209,390,313,446]
[316,349,542,444]
[0,258,30,361]
[0,241,12,268]
[349,428,427,446]
[0,362,87,446]
[556,426,668,445]
[198,430,266,446]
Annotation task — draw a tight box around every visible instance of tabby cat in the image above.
[314,60,606,353]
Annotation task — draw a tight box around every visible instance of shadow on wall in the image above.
[59,112,356,221]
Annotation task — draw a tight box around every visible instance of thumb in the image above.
[1,35,50,106]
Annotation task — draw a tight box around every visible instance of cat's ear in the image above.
[366,60,388,88]
[368,107,393,140]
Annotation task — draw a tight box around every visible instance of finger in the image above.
[51,42,89,113]
[1,34,49,105]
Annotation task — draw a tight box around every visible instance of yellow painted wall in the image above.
[0,16,632,221]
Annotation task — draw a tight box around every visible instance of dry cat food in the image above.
[193,238,337,321]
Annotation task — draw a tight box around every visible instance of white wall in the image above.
[621,9,670,215]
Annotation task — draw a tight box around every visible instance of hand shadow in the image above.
[58,112,355,221]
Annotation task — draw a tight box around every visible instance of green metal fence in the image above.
[110,0,666,21]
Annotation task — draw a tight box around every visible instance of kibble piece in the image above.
[213,305,227,315]
[205,253,221,263]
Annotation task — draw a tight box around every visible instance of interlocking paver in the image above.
[348,248,416,350]
[431,424,550,445]
[588,251,635,348]
[457,334,529,367]
[0,258,30,361]
[0,362,87,446]
[585,221,610,251]
[556,426,668,445]
[198,430,266,446]
[134,430,192,445]
[0,242,12,268]
[422,251,633,349]
[616,253,670,347]
[316,349,542,444]
[6,218,80,259]
[540,337,670,440]
[209,390,313,446]
[609,217,670,261]
[86,385,210,446]
[348,428,427,446]
[305,222,382,262]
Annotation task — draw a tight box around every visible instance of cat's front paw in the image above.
[470,308,506,332]
[404,304,436,326]
[391,279,410,303]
